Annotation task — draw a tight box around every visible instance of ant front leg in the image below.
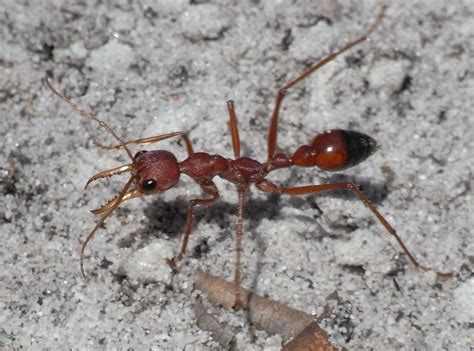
[256,180,453,278]
[95,131,195,156]
[165,181,220,268]
[232,186,248,310]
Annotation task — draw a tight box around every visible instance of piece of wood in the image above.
[194,269,340,351]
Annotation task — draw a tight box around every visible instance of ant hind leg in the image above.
[256,179,453,278]
[266,5,386,160]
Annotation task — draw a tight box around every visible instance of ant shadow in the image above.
[118,172,390,284]
[114,173,390,337]
[121,193,282,248]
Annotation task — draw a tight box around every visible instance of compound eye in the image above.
[141,179,156,192]
[134,150,148,159]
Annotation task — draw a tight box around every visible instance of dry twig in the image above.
[193,296,236,348]
[194,270,342,350]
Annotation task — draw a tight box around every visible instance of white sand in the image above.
[1,0,472,349]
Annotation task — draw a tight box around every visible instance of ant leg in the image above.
[233,186,248,310]
[267,6,386,160]
[166,181,220,267]
[227,100,241,159]
[96,131,194,157]
[256,179,453,278]
[91,188,141,215]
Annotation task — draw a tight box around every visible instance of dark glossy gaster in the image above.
[47,4,452,310]
[292,129,378,171]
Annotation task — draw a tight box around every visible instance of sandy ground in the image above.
[1,0,473,349]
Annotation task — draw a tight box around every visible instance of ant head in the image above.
[292,129,378,171]
[133,150,181,194]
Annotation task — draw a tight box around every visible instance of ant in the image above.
[47,5,452,308]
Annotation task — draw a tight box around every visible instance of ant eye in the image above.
[134,150,147,159]
[141,179,156,192]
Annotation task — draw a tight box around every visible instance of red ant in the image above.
[47,5,452,308]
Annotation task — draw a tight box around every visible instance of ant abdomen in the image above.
[291,129,378,171]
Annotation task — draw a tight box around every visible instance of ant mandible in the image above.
[47,5,452,308]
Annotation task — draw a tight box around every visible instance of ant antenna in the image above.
[46,78,134,161]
